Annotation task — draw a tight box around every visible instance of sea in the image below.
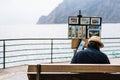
[0,23,120,67]
[0,23,120,39]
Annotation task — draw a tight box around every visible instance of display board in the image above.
[68,16,102,39]
[68,13,102,49]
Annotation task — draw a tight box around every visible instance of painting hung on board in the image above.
[88,29,100,38]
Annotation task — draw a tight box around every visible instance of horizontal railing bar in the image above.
[102,37,120,39]
[52,52,73,54]
[6,53,52,58]
[5,58,53,64]
[104,42,120,43]
[0,46,3,47]
[0,49,119,53]
[1,48,51,53]
[108,54,120,56]
[5,57,72,64]
[0,52,71,57]
[0,62,3,64]
[53,60,70,63]
[3,52,73,58]
[105,46,120,47]
[53,43,70,44]
[0,48,72,53]
[53,48,71,49]
[0,56,3,58]
[0,38,70,41]
[52,57,72,59]
[0,37,120,41]
[5,43,51,47]
[5,43,70,47]
[102,49,120,51]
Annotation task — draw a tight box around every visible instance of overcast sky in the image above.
[0,0,63,25]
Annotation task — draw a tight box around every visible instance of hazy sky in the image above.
[0,0,63,25]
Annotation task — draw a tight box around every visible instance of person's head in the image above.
[88,36,104,49]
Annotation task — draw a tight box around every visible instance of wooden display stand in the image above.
[71,38,88,49]
[71,39,80,49]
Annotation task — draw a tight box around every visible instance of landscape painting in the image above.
[88,29,100,38]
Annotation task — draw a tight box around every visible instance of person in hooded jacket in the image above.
[71,36,110,64]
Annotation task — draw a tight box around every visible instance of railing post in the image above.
[51,39,53,63]
[3,40,6,69]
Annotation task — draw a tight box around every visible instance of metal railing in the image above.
[0,38,120,69]
[101,38,120,58]
[0,38,74,69]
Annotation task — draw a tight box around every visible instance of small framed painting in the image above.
[68,25,72,38]
[88,29,101,38]
[82,26,86,38]
[91,17,101,25]
[78,26,83,39]
[80,17,90,25]
[68,16,79,25]
[89,25,101,29]
[71,26,76,38]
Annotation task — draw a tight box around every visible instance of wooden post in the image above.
[36,64,40,80]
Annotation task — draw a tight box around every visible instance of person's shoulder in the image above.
[77,49,87,54]
[100,51,108,57]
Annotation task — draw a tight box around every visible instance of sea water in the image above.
[0,23,120,39]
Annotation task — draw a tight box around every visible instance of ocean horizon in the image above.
[0,23,120,39]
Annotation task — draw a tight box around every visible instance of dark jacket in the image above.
[71,46,110,64]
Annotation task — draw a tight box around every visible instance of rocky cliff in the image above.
[37,0,120,24]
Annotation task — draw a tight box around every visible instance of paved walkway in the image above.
[0,58,120,80]
[0,65,28,80]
